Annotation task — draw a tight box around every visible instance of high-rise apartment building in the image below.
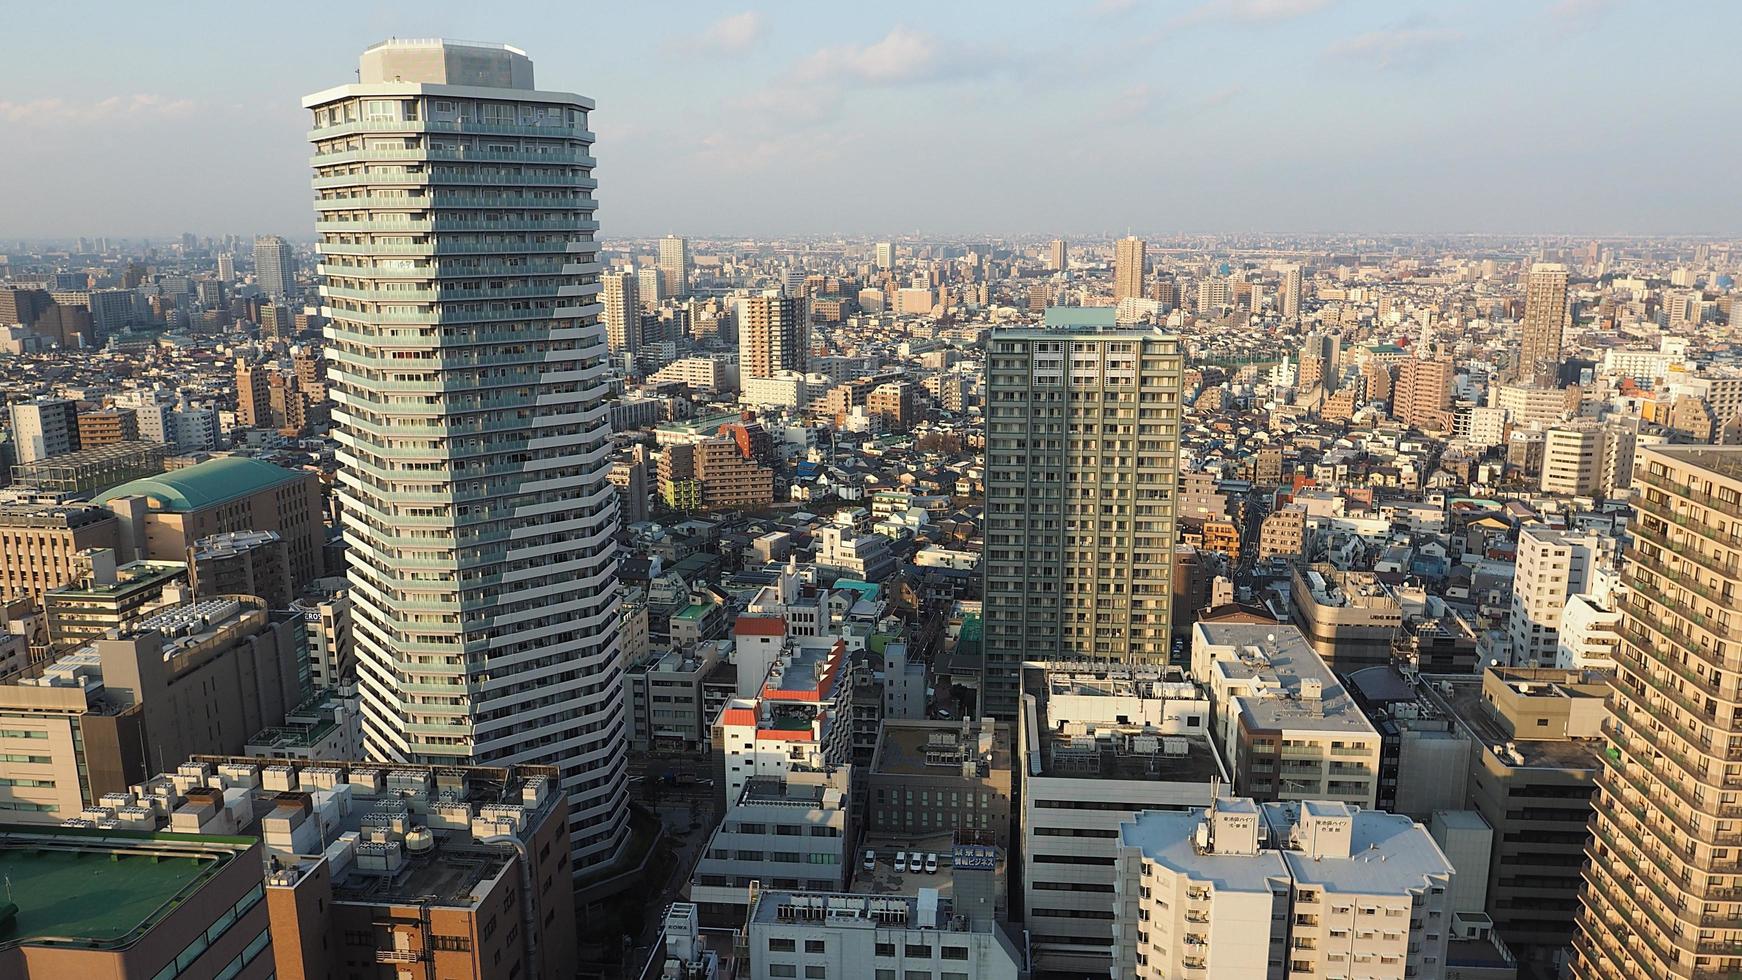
[1574,445,1742,980]
[635,264,663,309]
[1113,235,1146,302]
[9,398,80,464]
[306,39,627,874]
[1047,237,1067,271]
[1392,357,1455,432]
[1281,263,1303,319]
[1519,262,1569,387]
[601,268,639,354]
[1506,525,1599,667]
[982,310,1183,717]
[252,234,295,302]
[658,234,690,298]
[737,291,806,380]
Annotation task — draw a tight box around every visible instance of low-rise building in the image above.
[1290,564,1404,673]
[626,641,726,753]
[42,552,187,649]
[0,503,122,606]
[865,717,1012,847]
[1193,621,1383,809]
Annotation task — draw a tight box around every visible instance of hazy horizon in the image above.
[2,0,1734,240]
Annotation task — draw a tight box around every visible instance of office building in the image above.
[0,594,307,820]
[188,530,294,611]
[253,234,295,302]
[1109,797,1455,980]
[0,825,271,980]
[738,291,807,380]
[982,314,1184,717]
[307,39,627,875]
[289,577,353,692]
[42,554,186,648]
[659,234,690,297]
[865,717,1012,846]
[875,241,894,270]
[1016,661,1224,974]
[1289,564,1404,673]
[625,641,725,753]
[1113,235,1145,302]
[1573,445,1742,979]
[1519,262,1569,387]
[601,268,639,354]
[10,398,79,465]
[94,456,325,592]
[0,503,122,605]
[1505,525,1599,667]
[745,875,1022,980]
[1047,237,1067,272]
[1192,622,1383,808]
[1423,667,1604,969]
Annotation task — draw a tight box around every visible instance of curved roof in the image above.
[94,457,300,511]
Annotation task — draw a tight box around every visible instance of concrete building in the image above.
[1110,797,1456,980]
[659,234,690,298]
[94,456,325,593]
[1114,236,1146,302]
[982,316,1184,717]
[188,530,294,611]
[1424,667,1605,969]
[1257,505,1307,561]
[601,268,639,354]
[0,503,122,606]
[865,717,1012,846]
[815,525,895,583]
[289,577,352,691]
[0,595,307,821]
[1047,237,1067,271]
[1505,525,1599,667]
[253,233,295,302]
[1192,622,1383,809]
[0,824,272,980]
[1017,661,1224,974]
[1573,445,1742,980]
[625,641,725,753]
[43,554,186,648]
[10,398,79,465]
[1554,593,1620,671]
[307,39,627,875]
[1289,564,1404,673]
[74,407,138,448]
[738,292,807,381]
[242,685,365,761]
[1519,263,1569,387]
[1539,423,1606,497]
[746,873,1022,980]
[1393,357,1455,432]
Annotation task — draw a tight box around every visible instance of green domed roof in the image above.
[93,457,302,511]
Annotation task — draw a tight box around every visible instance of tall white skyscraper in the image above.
[658,234,690,298]
[253,234,295,302]
[216,253,235,284]
[601,269,639,354]
[307,39,628,874]
[1281,264,1302,319]
[875,241,894,270]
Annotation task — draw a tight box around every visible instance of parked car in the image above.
[863,849,877,871]
[924,853,939,874]
[908,853,924,873]
[894,851,907,872]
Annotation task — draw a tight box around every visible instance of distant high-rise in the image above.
[1392,357,1454,431]
[215,253,235,284]
[307,38,627,874]
[738,291,806,380]
[1573,445,1742,978]
[1520,262,1569,386]
[981,312,1183,717]
[252,234,295,302]
[659,234,690,298]
[875,241,894,270]
[1281,264,1303,319]
[1113,235,1146,302]
[1048,238,1068,272]
[601,269,639,354]
[636,265,663,309]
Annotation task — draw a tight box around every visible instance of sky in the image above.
[0,0,1734,241]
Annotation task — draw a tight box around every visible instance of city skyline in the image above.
[3,0,1737,240]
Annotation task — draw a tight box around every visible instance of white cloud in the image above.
[1324,26,1465,69]
[681,11,766,55]
[0,94,196,125]
[797,26,943,83]
[1172,0,1334,29]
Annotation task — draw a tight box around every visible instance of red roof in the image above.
[718,708,757,728]
[734,616,786,637]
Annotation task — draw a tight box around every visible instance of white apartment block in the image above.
[1017,662,1224,976]
[1554,593,1620,671]
[746,884,1021,980]
[307,39,627,874]
[1506,525,1599,667]
[1110,797,1456,980]
[1191,623,1383,809]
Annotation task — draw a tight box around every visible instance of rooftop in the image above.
[93,456,303,511]
[1195,623,1378,736]
[0,825,249,952]
[1420,672,1605,771]
[872,720,1010,779]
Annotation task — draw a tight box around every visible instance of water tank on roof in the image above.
[404,827,435,854]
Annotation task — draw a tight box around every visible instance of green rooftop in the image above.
[673,602,710,622]
[0,841,224,948]
[93,456,303,511]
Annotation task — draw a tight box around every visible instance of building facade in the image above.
[306,38,627,874]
